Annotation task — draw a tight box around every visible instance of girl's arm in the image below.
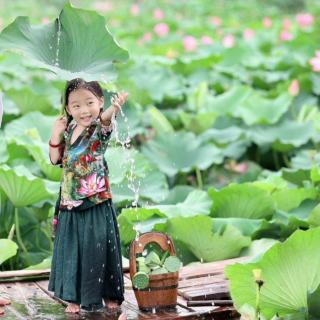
[49,116,67,165]
[100,92,128,125]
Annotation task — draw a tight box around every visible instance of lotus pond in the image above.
[1,0,320,318]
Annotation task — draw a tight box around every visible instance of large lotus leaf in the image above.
[7,131,62,181]
[0,164,58,207]
[106,147,152,185]
[165,215,251,262]
[198,126,244,145]
[308,203,320,227]
[24,257,51,270]
[0,239,18,265]
[179,111,218,134]
[225,228,320,319]
[148,106,174,135]
[159,185,196,204]
[150,190,212,218]
[4,111,55,142]
[212,218,269,237]
[142,131,223,177]
[291,150,320,169]
[186,81,210,112]
[281,168,310,187]
[210,85,252,115]
[111,170,169,204]
[271,188,318,212]
[240,239,279,260]
[237,92,292,125]
[0,131,8,163]
[5,86,58,115]
[0,3,129,81]
[117,207,166,245]
[126,60,184,102]
[249,121,315,151]
[209,183,275,219]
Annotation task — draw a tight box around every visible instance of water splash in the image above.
[54,17,61,67]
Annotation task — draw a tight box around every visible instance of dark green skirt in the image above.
[48,199,124,309]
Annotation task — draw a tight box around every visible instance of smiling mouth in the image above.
[81,115,92,121]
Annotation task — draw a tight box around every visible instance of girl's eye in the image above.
[88,102,94,105]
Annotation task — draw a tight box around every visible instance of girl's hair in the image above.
[61,78,104,126]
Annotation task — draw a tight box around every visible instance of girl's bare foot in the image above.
[118,312,126,320]
[0,297,10,306]
[104,299,120,312]
[65,303,80,313]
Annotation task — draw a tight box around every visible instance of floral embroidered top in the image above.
[50,116,114,211]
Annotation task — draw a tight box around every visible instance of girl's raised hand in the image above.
[51,115,67,141]
[111,92,129,112]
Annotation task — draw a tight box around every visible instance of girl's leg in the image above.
[103,298,120,311]
[0,306,4,316]
[0,297,10,306]
[65,303,80,313]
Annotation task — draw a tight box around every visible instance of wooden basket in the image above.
[129,232,179,311]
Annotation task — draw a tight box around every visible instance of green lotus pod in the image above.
[145,251,161,266]
[150,267,168,275]
[164,256,181,273]
[160,250,170,265]
[136,256,146,263]
[132,272,149,289]
[138,262,150,274]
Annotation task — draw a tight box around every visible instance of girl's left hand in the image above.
[111,92,129,111]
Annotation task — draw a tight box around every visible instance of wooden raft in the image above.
[0,257,246,319]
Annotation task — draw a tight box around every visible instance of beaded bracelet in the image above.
[49,140,62,148]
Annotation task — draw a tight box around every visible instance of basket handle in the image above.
[129,232,176,279]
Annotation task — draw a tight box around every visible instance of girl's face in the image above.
[66,88,104,128]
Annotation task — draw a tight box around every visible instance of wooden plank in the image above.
[178,276,227,289]
[181,287,230,301]
[0,281,66,319]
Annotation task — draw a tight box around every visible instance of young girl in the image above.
[48,78,128,314]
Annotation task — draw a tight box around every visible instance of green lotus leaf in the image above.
[111,170,169,203]
[271,187,318,212]
[211,85,252,115]
[209,183,275,219]
[198,126,244,145]
[165,215,251,262]
[0,239,18,265]
[150,190,212,218]
[142,131,223,177]
[159,185,196,204]
[148,106,174,135]
[4,111,55,142]
[0,3,129,81]
[291,150,320,169]
[281,168,310,187]
[225,227,320,319]
[0,131,8,163]
[249,121,314,151]
[0,164,58,207]
[24,256,51,270]
[179,111,218,134]
[118,208,166,245]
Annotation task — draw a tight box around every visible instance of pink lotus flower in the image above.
[280,30,293,41]
[288,79,300,96]
[209,16,221,27]
[153,8,164,20]
[222,34,235,48]
[142,32,152,42]
[283,18,292,30]
[78,173,105,196]
[309,51,320,72]
[243,28,255,41]
[130,4,140,16]
[154,22,169,37]
[183,36,197,51]
[41,17,50,25]
[296,13,314,28]
[93,1,113,12]
[263,16,272,28]
[201,36,213,45]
